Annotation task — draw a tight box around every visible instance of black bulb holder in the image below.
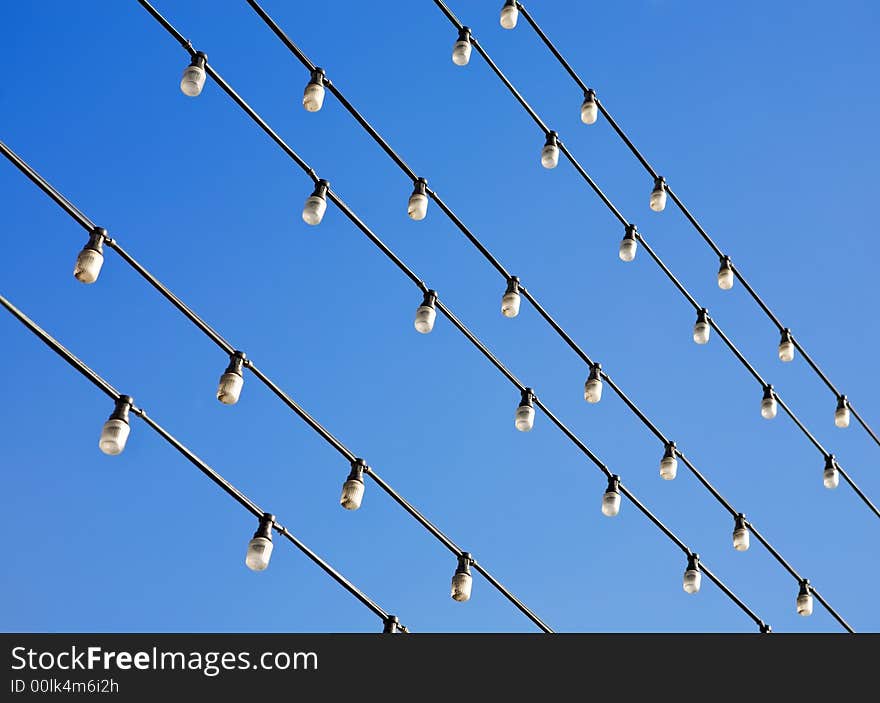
[455,552,473,576]
[108,395,133,424]
[254,513,275,541]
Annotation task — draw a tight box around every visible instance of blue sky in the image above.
[1,0,878,633]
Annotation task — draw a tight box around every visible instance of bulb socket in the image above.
[734,513,747,531]
[762,385,774,401]
[310,179,330,199]
[254,513,275,541]
[108,395,133,424]
[457,26,471,42]
[84,227,107,254]
[606,474,620,495]
[588,362,602,382]
[663,442,676,460]
[697,308,709,325]
[189,51,207,69]
[686,553,700,571]
[346,458,366,485]
[836,395,848,411]
[505,276,521,296]
[382,615,401,634]
[411,178,428,196]
[518,387,534,408]
[455,553,473,576]
[224,350,246,377]
[543,131,559,147]
[652,176,666,194]
[308,67,326,86]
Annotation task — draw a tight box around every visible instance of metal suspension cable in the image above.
[511,1,880,454]
[0,293,402,631]
[135,0,771,633]
[0,138,548,633]
[429,0,880,525]
[238,0,854,627]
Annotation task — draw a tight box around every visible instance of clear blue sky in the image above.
[1,0,878,633]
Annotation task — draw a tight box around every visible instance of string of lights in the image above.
[237,0,853,629]
[135,0,774,632]
[429,0,880,524]
[0,293,407,634]
[0,139,550,634]
[507,1,880,452]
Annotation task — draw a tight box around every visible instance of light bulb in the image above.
[693,309,711,345]
[302,68,326,112]
[451,553,473,602]
[650,177,667,212]
[407,178,429,221]
[797,582,813,617]
[340,459,366,511]
[500,0,518,29]
[541,131,559,169]
[601,475,621,517]
[515,389,535,432]
[835,396,850,428]
[99,396,133,456]
[452,27,472,66]
[414,290,437,334]
[717,256,734,290]
[823,455,839,489]
[584,363,603,403]
[180,52,207,97]
[73,228,106,284]
[302,180,329,226]
[619,225,638,262]
[732,514,750,552]
[683,555,701,594]
[580,90,598,125]
[659,443,678,481]
[761,386,777,420]
[778,329,795,363]
[216,351,246,405]
[501,277,521,318]
[245,513,275,572]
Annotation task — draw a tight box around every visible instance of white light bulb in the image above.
[683,567,701,594]
[414,305,436,334]
[650,180,667,212]
[408,192,428,221]
[515,404,535,432]
[778,337,795,363]
[580,94,598,125]
[761,390,777,420]
[302,82,325,112]
[823,459,839,489]
[584,376,603,403]
[180,64,206,97]
[452,33,472,66]
[717,258,734,290]
[835,399,850,428]
[500,2,518,29]
[660,451,678,481]
[619,229,638,262]
[733,516,750,551]
[451,571,472,602]
[216,372,243,405]
[797,588,813,617]
[340,478,364,511]
[601,490,620,517]
[99,418,130,456]
[501,291,521,318]
[302,195,327,226]
[74,247,104,284]
[245,536,273,572]
[693,311,711,345]
[541,142,559,169]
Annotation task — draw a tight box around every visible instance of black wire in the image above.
[134,0,773,633]
[430,0,880,527]
[242,0,853,629]
[513,0,880,455]
[0,292,395,625]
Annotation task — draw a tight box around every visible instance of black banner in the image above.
[3,634,872,698]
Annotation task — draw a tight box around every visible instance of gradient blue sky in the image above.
[1,0,878,633]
